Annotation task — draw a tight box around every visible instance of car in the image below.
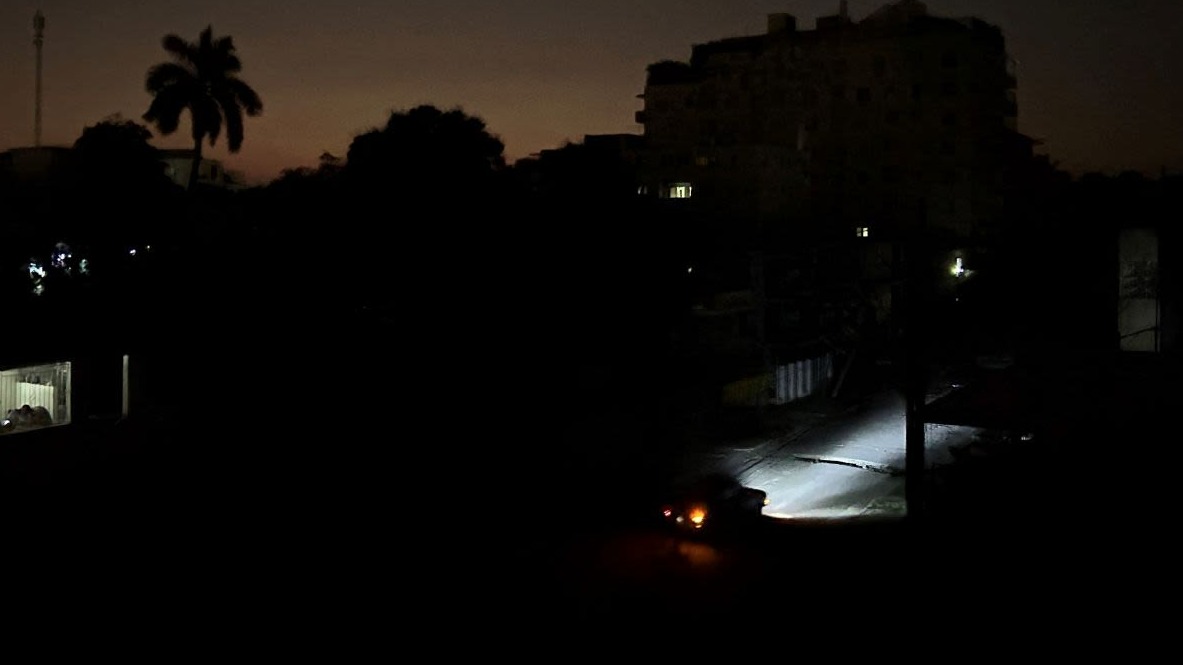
[659,473,769,536]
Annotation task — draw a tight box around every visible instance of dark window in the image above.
[831,85,845,100]
[940,141,955,156]
[857,87,871,104]
[941,52,959,69]
[886,110,901,125]
[912,84,923,101]
[940,81,958,97]
[942,112,957,127]
[873,55,887,77]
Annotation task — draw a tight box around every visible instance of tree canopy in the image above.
[143,26,262,190]
[345,104,505,198]
[73,114,175,194]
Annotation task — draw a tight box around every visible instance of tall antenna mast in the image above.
[33,10,46,147]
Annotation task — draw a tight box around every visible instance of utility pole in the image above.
[33,10,46,147]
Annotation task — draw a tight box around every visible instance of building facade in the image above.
[636,0,1021,242]
[160,149,239,190]
[632,0,1036,401]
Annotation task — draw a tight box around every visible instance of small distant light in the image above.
[687,267,693,274]
[129,249,137,256]
[146,245,151,251]
[951,257,965,277]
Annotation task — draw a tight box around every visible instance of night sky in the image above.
[2,0,1181,185]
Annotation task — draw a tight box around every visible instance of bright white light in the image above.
[687,266,693,274]
[856,226,869,238]
[951,257,965,277]
[129,249,137,256]
[668,183,693,199]
[28,262,45,279]
[735,392,986,521]
[50,242,72,269]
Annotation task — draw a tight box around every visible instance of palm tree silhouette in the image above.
[143,26,262,191]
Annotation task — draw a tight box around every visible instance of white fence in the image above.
[771,354,834,405]
[720,353,835,407]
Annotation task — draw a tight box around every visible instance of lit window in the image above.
[856,227,869,238]
[951,257,965,276]
[668,183,693,199]
[1,362,71,436]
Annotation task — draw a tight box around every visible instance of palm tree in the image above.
[143,26,262,191]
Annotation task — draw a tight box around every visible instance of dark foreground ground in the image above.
[2,399,1172,639]
[3,324,1179,639]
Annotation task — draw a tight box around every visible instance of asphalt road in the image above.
[716,390,989,520]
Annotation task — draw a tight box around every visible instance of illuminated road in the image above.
[673,389,987,521]
[509,389,997,618]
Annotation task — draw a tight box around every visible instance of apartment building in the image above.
[637,0,1024,242]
